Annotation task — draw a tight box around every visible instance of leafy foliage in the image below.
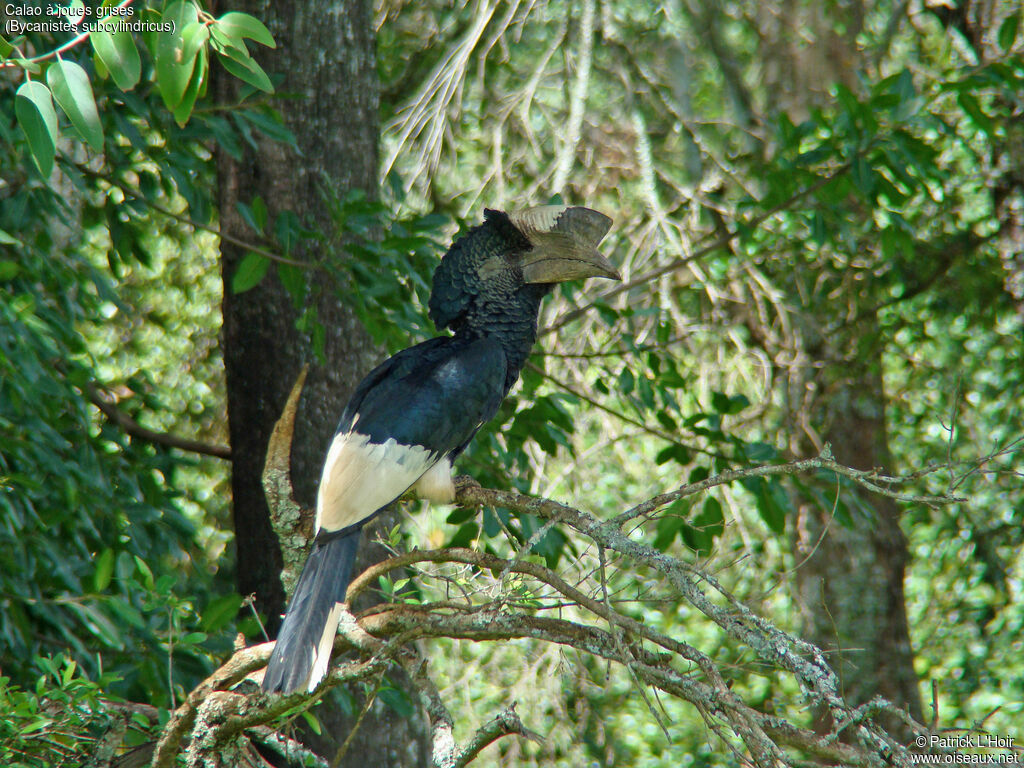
[0,0,277,718]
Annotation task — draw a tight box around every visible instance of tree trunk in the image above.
[792,331,924,737]
[214,0,430,763]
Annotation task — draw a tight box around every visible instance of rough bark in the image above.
[214,0,430,763]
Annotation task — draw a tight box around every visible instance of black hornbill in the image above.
[262,205,617,694]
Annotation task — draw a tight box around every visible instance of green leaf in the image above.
[231,252,270,293]
[251,196,268,230]
[62,658,78,686]
[181,21,210,63]
[93,549,115,592]
[446,507,476,525]
[277,264,306,307]
[653,501,688,551]
[19,718,54,735]
[235,200,263,233]
[301,710,322,735]
[200,594,243,632]
[217,12,276,48]
[47,58,104,151]
[957,92,993,137]
[679,497,724,557]
[448,522,479,548]
[852,154,875,197]
[91,22,141,90]
[891,68,918,121]
[172,47,207,126]
[217,49,273,93]
[156,1,200,109]
[0,260,20,280]
[655,443,691,466]
[617,366,634,395]
[133,555,155,591]
[378,683,415,717]
[745,478,787,534]
[696,497,725,536]
[15,81,58,177]
[711,391,750,415]
[237,108,297,147]
[998,12,1020,51]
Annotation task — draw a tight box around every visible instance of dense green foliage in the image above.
[1,2,278,759]
[2,0,1022,765]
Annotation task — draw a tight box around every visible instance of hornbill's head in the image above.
[428,205,619,332]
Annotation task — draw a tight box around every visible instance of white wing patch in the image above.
[410,457,455,504]
[315,431,437,533]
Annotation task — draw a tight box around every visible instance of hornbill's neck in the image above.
[452,282,551,393]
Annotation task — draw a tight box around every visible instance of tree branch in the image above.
[85,383,231,460]
[450,481,921,764]
[613,444,963,527]
[453,707,542,768]
[149,431,960,765]
[262,366,312,594]
[551,0,596,194]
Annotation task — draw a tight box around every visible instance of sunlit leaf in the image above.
[47,58,104,151]
[92,549,115,593]
[216,11,276,48]
[91,21,141,90]
[156,1,200,109]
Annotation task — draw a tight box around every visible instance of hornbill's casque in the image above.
[262,206,618,694]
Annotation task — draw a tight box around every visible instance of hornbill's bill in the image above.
[261,206,618,694]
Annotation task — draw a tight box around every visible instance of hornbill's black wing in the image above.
[262,336,507,693]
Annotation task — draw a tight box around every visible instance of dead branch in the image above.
[262,366,313,594]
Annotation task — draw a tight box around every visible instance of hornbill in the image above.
[262,206,617,694]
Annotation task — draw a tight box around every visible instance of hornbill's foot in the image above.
[453,474,483,499]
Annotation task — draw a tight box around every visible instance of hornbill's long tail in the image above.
[261,528,360,694]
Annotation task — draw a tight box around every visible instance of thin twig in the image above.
[526,361,727,460]
[612,447,962,527]
[330,670,386,768]
[543,162,852,336]
[551,0,595,193]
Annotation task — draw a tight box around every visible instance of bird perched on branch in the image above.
[262,206,618,694]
